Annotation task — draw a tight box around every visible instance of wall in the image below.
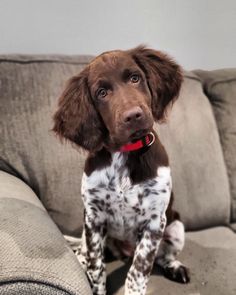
[0,0,235,70]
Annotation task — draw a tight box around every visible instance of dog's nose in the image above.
[123,107,144,125]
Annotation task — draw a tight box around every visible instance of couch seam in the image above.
[0,59,91,65]
[0,279,75,295]
[0,268,86,291]
[208,78,236,91]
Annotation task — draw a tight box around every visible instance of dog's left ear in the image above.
[129,46,183,121]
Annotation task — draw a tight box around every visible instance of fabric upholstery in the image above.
[157,71,231,230]
[106,227,236,295]
[0,172,92,295]
[194,69,236,223]
[0,55,93,236]
[0,170,45,210]
[230,223,236,232]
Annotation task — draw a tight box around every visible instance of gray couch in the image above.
[0,55,236,295]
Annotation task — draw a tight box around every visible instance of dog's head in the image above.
[53,46,182,151]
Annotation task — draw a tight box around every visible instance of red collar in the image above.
[120,132,155,152]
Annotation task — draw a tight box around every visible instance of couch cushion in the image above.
[0,55,93,235]
[0,170,45,210]
[0,172,92,295]
[194,69,236,223]
[107,227,236,295]
[157,71,230,230]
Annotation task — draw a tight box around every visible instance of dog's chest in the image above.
[82,152,171,242]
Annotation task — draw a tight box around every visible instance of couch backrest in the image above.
[194,69,236,224]
[0,55,231,233]
[157,71,231,230]
[0,55,92,235]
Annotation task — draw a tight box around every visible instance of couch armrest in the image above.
[0,171,92,295]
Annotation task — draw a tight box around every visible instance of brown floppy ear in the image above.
[52,68,104,151]
[129,46,183,121]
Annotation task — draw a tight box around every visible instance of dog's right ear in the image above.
[52,68,104,151]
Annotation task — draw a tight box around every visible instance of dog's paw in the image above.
[163,263,190,284]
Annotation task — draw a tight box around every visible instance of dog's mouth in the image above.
[129,129,149,142]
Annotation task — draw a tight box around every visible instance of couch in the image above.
[0,54,236,295]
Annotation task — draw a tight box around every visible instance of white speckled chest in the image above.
[81,152,172,243]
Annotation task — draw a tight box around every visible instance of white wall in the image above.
[0,0,235,70]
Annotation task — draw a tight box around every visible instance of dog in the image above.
[53,46,190,295]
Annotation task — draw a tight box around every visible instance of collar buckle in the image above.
[146,132,155,147]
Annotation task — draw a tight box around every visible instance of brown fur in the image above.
[126,131,169,184]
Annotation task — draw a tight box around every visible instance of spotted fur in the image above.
[65,151,190,295]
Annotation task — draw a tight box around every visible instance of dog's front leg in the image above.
[125,215,167,295]
[83,212,107,295]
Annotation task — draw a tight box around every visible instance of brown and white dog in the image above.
[53,46,190,295]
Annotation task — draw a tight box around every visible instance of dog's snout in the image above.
[123,107,144,125]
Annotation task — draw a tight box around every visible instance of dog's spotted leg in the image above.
[82,213,107,295]
[155,220,190,283]
[125,215,167,295]
[73,228,88,271]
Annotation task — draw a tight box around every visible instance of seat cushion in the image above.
[106,227,236,295]
[194,69,236,223]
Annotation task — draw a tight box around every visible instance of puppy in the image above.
[53,46,190,295]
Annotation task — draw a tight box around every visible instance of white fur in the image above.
[82,152,171,244]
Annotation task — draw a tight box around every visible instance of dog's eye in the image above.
[130,74,140,83]
[97,88,107,99]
